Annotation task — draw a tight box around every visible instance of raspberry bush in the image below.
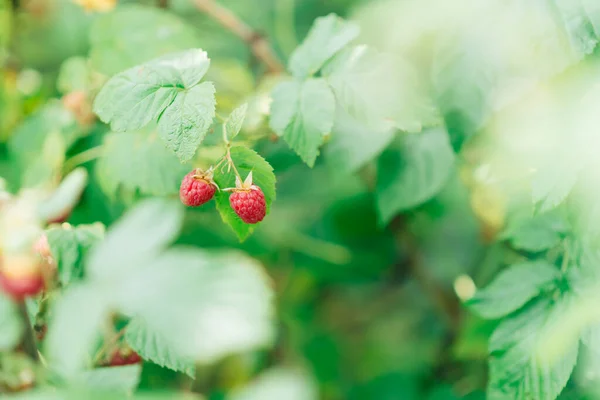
[2,0,600,399]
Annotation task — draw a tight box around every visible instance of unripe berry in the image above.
[230,187,266,224]
[108,349,142,366]
[179,169,217,207]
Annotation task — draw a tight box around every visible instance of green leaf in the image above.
[553,0,600,56]
[57,56,91,94]
[323,45,439,133]
[75,365,142,393]
[96,130,189,198]
[115,249,275,364]
[90,4,200,76]
[157,82,216,161]
[500,210,568,252]
[324,107,395,174]
[487,298,578,400]
[44,284,111,377]
[581,323,600,354]
[7,388,203,400]
[532,158,581,213]
[269,79,335,167]
[38,167,88,223]
[376,128,455,224]
[126,317,195,378]
[288,13,360,78]
[46,223,105,286]
[466,261,560,319]
[228,368,318,400]
[9,101,82,170]
[93,49,215,162]
[213,146,276,241]
[21,130,66,188]
[0,292,23,351]
[225,103,248,140]
[87,199,184,280]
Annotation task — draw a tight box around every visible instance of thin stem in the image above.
[62,146,104,173]
[191,0,285,73]
[17,300,39,362]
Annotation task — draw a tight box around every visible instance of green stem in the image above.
[62,146,104,173]
[17,300,39,362]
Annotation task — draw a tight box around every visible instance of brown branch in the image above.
[191,0,285,74]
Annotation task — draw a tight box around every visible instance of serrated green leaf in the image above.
[0,292,23,351]
[225,103,248,140]
[323,45,439,133]
[126,317,195,378]
[213,147,276,241]
[93,49,215,162]
[288,13,359,78]
[269,78,335,167]
[46,223,105,286]
[376,128,455,224]
[487,298,578,400]
[324,107,395,174]
[75,365,141,393]
[87,199,184,280]
[90,4,200,76]
[500,210,568,252]
[466,261,559,319]
[157,82,216,161]
[115,249,275,364]
[96,130,189,198]
[228,368,318,400]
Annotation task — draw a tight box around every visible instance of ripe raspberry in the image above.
[108,349,142,366]
[179,169,217,207]
[230,187,266,224]
[0,253,45,300]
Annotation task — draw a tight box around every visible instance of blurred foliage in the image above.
[3,0,600,399]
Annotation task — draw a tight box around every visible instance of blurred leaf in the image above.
[6,388,202,399]
[125,317,195,378]
[488,298,578,400]
[553,0,600,56]
[46,222,105,286]
[269,78,335,166]
[57,57,92,94]
[532,158,582,214]
[213,146,276,241]
[45,284,111,377]
[582,323,600,354]
[289,13,360,78]
[225,103,248,140]
[90,4,200,76]
[376,128,455,224]
[75,365,142,393]
[96,130,188,198]
[324,107,395,174]
[9,101,83,168]
[38,168,89,223]
[21,130,66,188]
[0,292,23,351]
[93,49,215,162]
[323,45,439,133]
[501,210,569,252]
[466,261,560,319]
[87,198,184,279]
[228,368,318,400]
[114,249,275,364]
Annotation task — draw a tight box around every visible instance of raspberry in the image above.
[230,187,266,224]
[0,270,44,301]
[179,169,217,207]
[108,349,142,366]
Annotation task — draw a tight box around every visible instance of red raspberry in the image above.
[108,349,142,366]
[0,254,44,300]
[179,169,217,207]
[230,187,266,224]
